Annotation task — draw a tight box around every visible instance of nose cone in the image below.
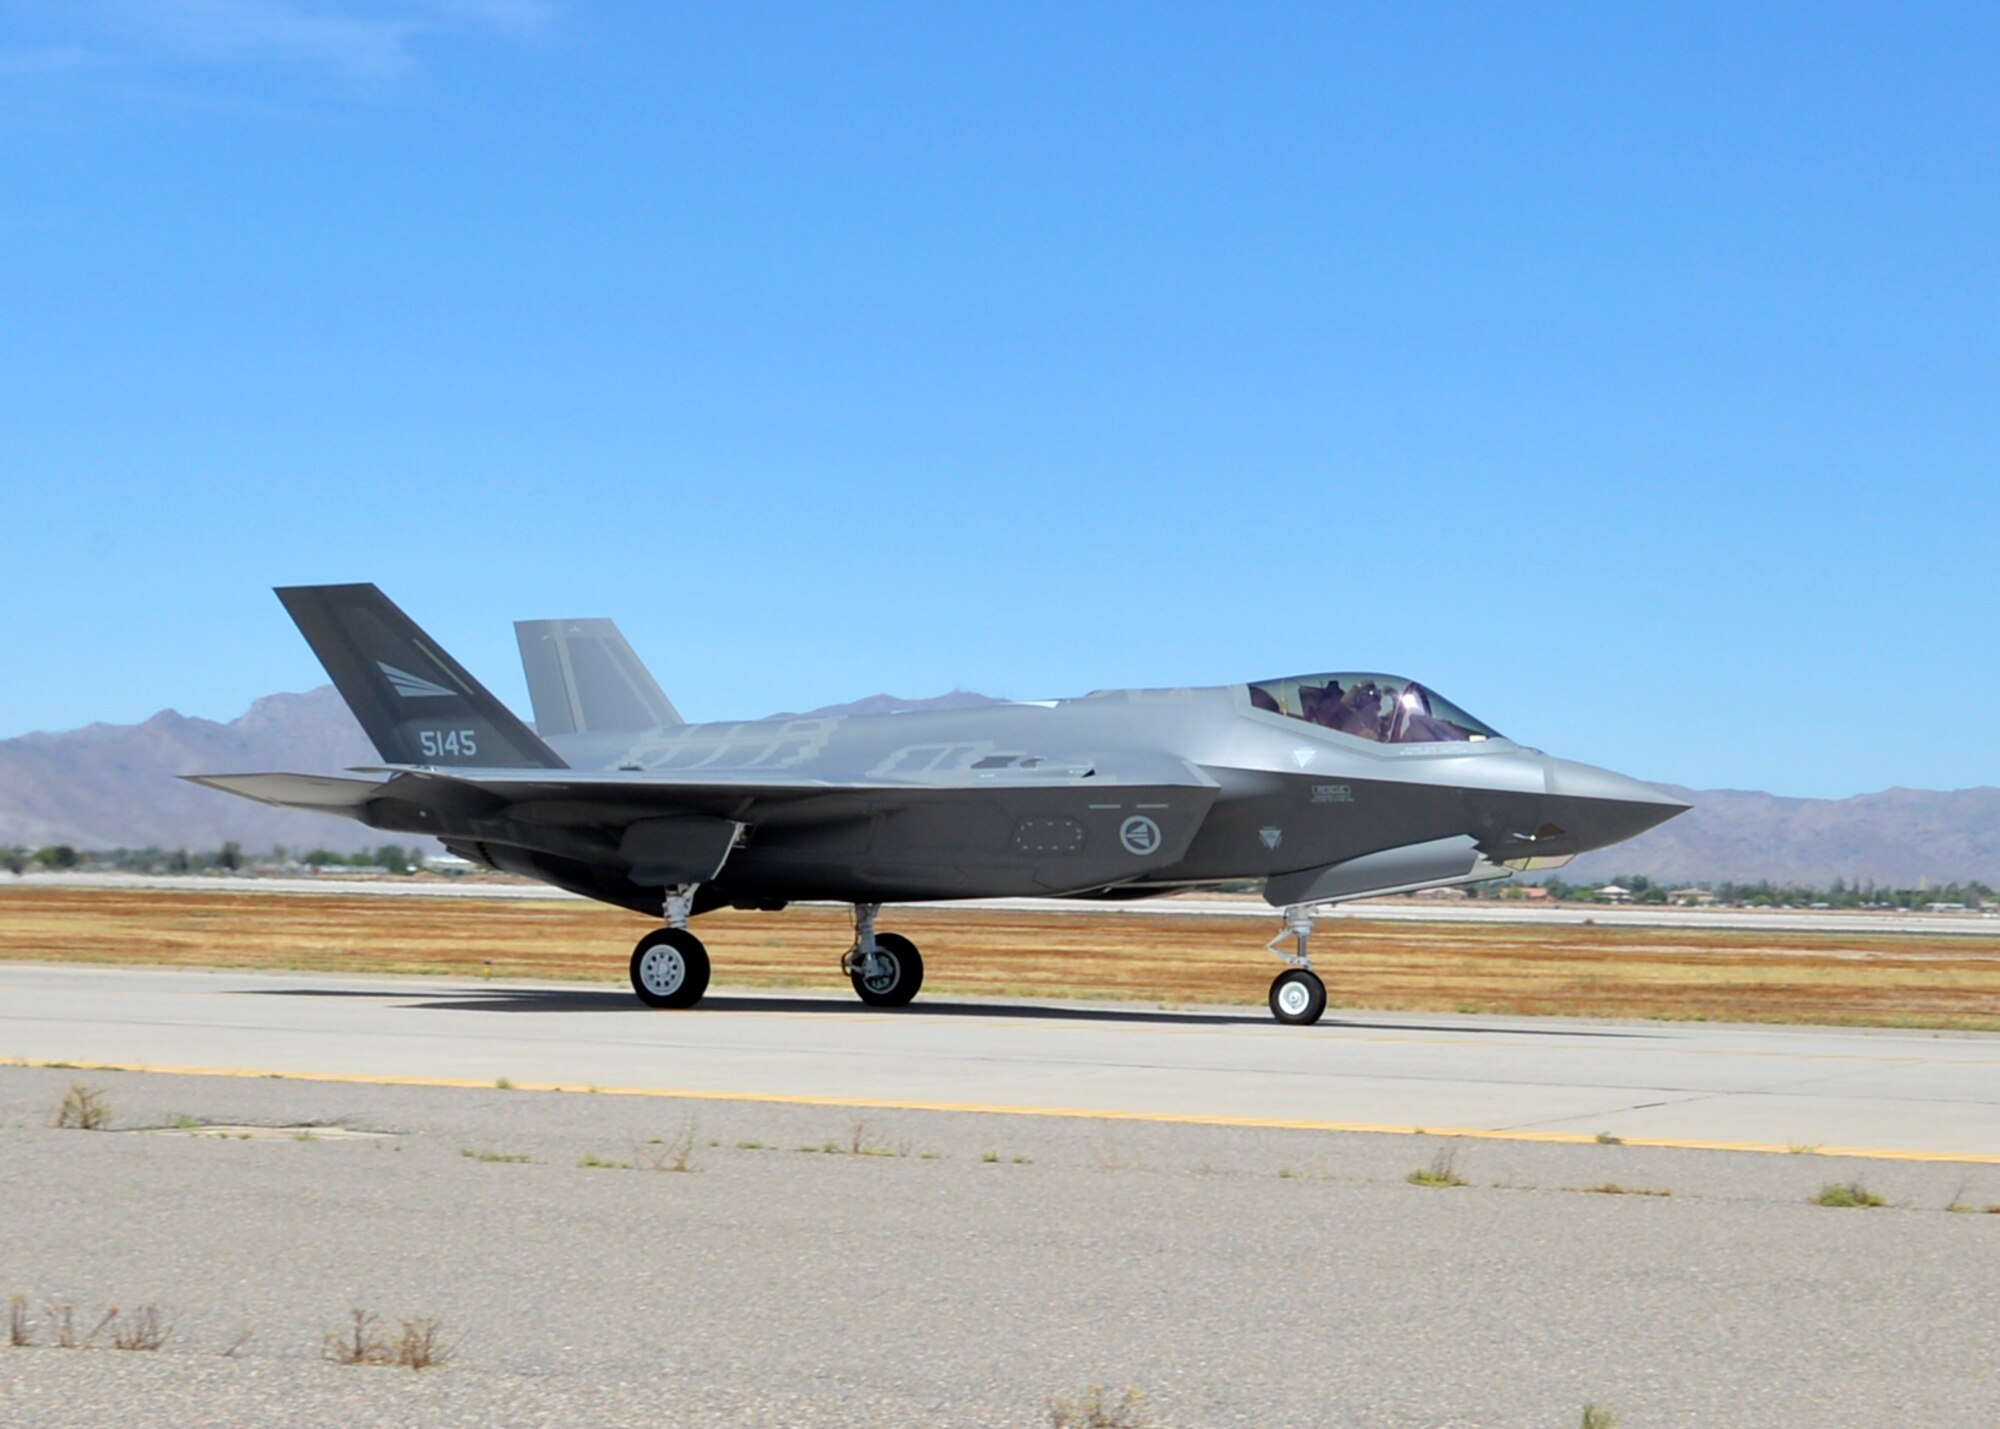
[1541,758,1691,853]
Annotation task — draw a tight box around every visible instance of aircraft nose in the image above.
[1541,758,1690,852]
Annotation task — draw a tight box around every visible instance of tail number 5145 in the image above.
[418,729,478,759]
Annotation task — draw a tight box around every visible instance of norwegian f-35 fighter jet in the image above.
[188,585,1686,1024]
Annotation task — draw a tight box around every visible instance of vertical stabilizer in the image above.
[276,584,566,769]
[514,618,683,737]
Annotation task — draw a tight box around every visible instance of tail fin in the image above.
[514,617,682,736]
[276,584,565,770]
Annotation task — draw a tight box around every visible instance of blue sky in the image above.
[1,2,1993,798]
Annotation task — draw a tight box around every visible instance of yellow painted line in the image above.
[5,1056,1998,1165]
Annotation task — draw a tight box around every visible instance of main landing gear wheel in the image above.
[1269,968,1327,1026]
[630,928,711,1009]
[851,931,924,1008]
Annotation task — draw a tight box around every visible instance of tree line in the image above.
[3,843,426,876]
[1537,872,1993,909]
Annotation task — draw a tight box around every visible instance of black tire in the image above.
[630,928,711,1009]
[1269,968,1326,1026]
[850,931,924,1007]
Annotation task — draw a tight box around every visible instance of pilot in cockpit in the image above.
[1299,681,1345,728]
[1332,680,1386,739]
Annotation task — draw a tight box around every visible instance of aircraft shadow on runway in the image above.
[231,986,1650,1037]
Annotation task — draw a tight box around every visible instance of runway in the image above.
[4,961,1996,1161]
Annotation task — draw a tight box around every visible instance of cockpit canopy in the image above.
[1248,673,1502,745]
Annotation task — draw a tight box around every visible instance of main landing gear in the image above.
[630,885,710,1008]
[1265,904,1327,1026]
[628,890,926,1011]
[842,902,925,1007]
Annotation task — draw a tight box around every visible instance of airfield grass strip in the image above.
[2,887,2000,1031]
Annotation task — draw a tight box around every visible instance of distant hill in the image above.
[788,691,1007,719]
[0,688,381,854]
[3,692,1996,886]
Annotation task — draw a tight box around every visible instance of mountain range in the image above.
[2,689,1994,886]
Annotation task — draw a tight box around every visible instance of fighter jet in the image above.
[187,585,1687,1024]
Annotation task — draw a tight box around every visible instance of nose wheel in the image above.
[1263,903,1327,1025]
[1269,968,1326,1025]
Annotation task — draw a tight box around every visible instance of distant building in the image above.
[1668,887,1718,906]
[1413,885,1468,900]
[1596,884,1634,904]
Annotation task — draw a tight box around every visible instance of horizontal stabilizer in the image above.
[180,772,383,819]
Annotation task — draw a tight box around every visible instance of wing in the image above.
[185,753,1221,896]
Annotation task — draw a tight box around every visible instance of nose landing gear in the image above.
[1265,904,1326,1025]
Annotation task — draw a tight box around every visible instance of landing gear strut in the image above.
[1264,904,1326,1026]
[630,884,710,1009]
[842,902,924,1007]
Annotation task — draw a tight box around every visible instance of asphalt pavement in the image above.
[2,962,1997,1160]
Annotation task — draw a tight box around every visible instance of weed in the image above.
[46,1304,115,1349]
[981,1150,1000,1164]
[221,1327,254,1358]
[1581,1405,1618,1429]
[293,1130,317,1142]
[8,1294,29,1347]
[1813,1181,1886,1208]
[52,1083,110,1130]
[1454,1003,1481,1015]
[736,1140,771,1151]
[1048,1384,1152,1429]
[324,1310,454,1370]
[578,1153,632,1170]
[1406,1149,1467,1188]
[460,1149,531,1164]
[641,1115,698,1172]
[392,1317,453,1369]
[919,1151,941,1160]
[492,1077,513,1091]
[847,1119,871,1155]
[1012,1155,1031,1165]
[1594,1131,1623,1145]
[112,1305,172,1351]
[1788,1143,1820,1155]
[1576,1183,1670,1197]
[168,1114,201,1130]
[1278,1168,1297,1179]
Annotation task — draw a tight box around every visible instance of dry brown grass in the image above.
[323,1309,453,1369]
[50,1083,109,1130]
[4,887,2000,1031]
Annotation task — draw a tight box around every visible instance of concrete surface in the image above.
[3,1065,1999,1427]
